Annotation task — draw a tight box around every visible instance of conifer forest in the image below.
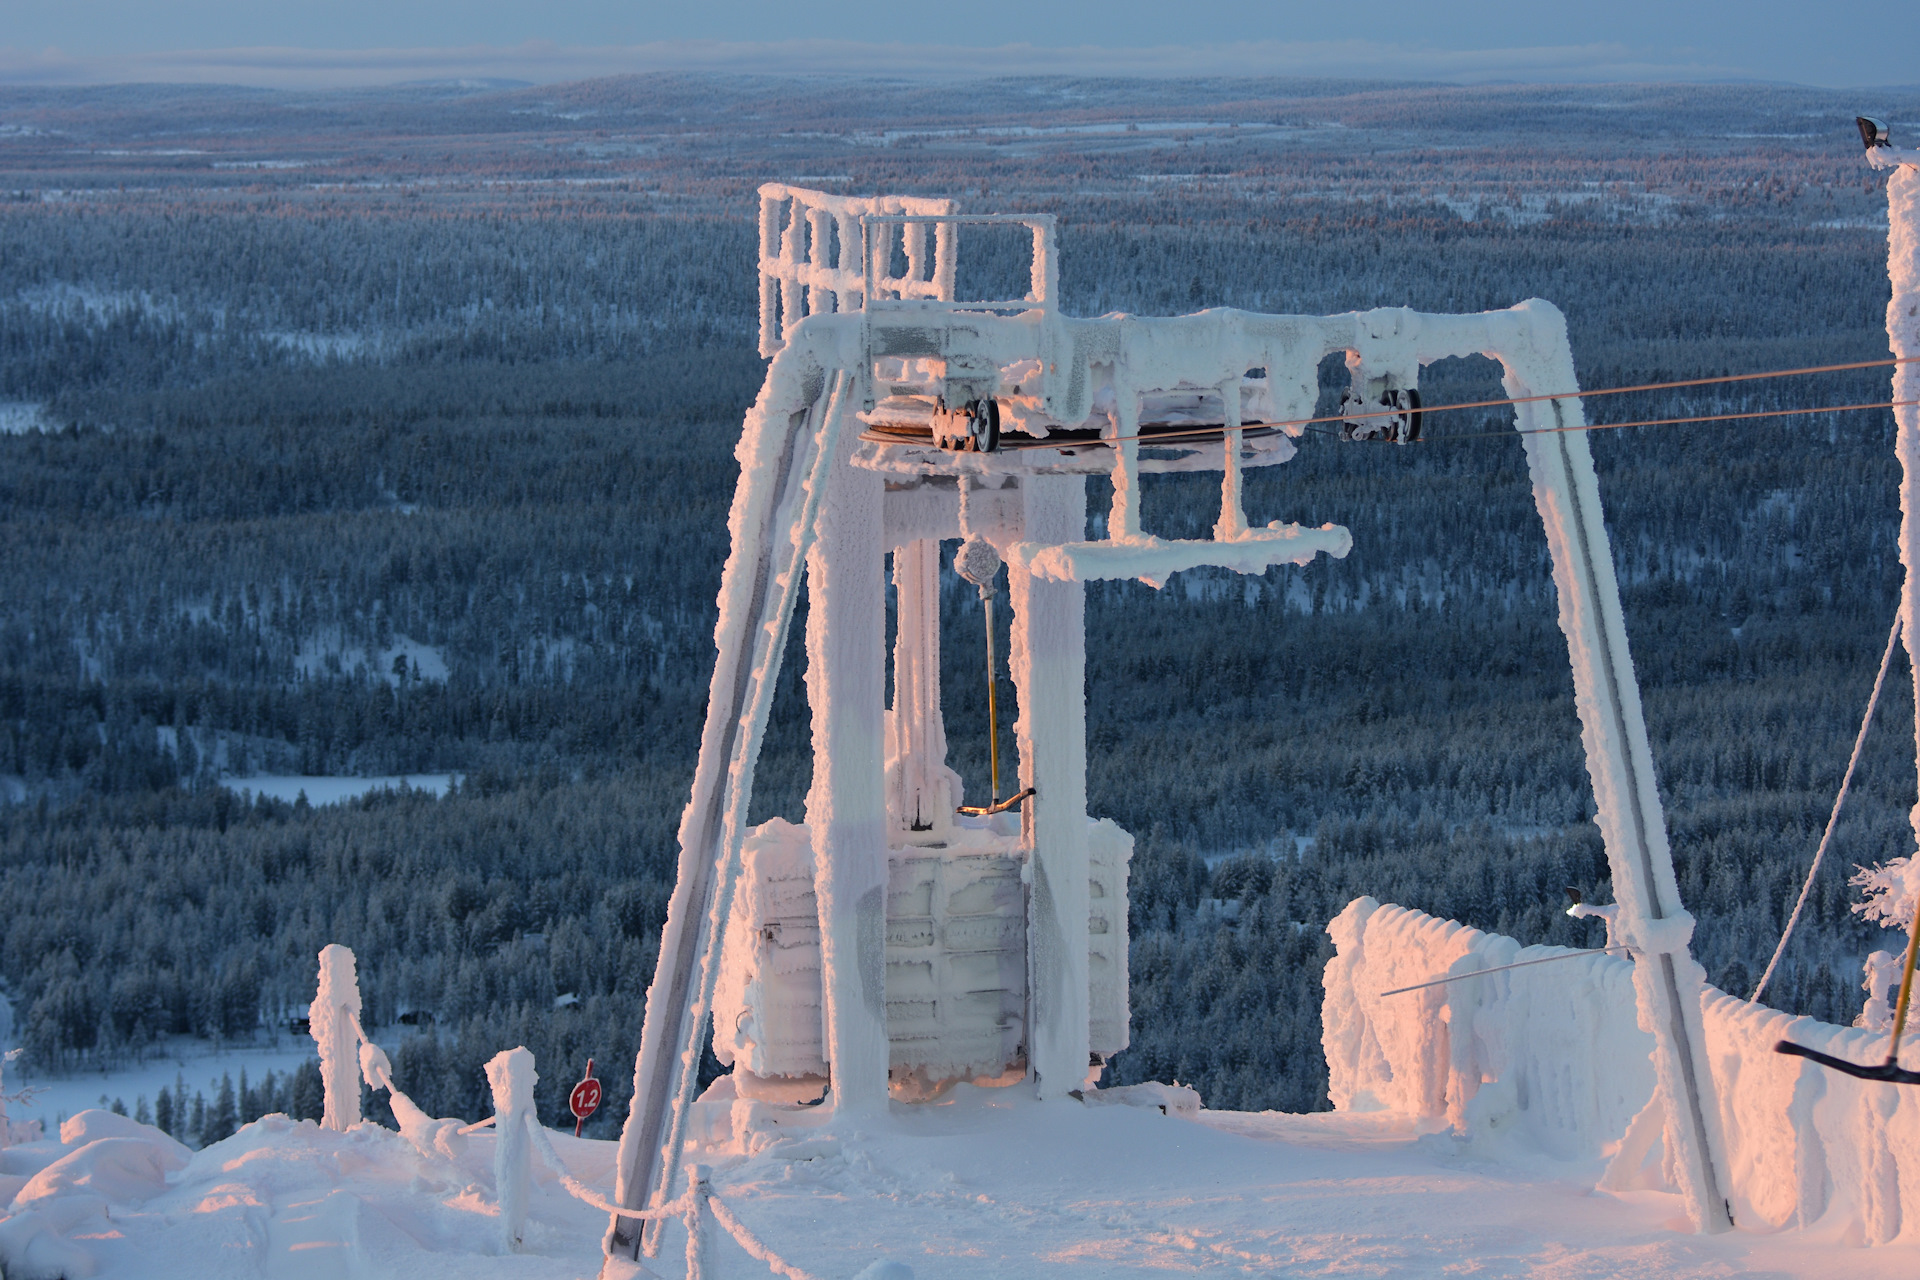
[3,75,1918,1133]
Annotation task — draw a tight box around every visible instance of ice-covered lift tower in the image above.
[605,184,1734,1263]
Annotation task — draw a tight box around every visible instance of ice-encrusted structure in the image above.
[313,943,364,1132]
[488,1046,537,1253]
[710,815,1131,1096]
[1863,142,1920,865]
[1326,898,1920,1242]
[1325,899,1656,1154]
[606,182,1734,1260]
[1851,138,1920,984]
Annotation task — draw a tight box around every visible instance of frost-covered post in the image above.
[1495,301,1732,1233]
[804,410,891,1114]
[684,1162,711,1280]
[1009,474,1092,1096]
[313,944,364,1131]
[1861,950,1900,1032]
[487,1046,537,1253]
[1868,138,1920,878]
[888,538,956,840]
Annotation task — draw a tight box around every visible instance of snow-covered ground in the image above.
[4,1081,1917,1279]
[294,632,449,685]
[221,774,460,806]
[7,1039,319,1136]
[0,403,51,435]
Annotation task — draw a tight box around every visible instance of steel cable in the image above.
[1751,612,1904,1005]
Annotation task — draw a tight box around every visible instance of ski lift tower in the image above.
[1861,121,1920,827]
[604,184,1735,1263]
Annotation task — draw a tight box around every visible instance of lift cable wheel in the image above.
[1339,387,1422,444]
[930,396,1001,453]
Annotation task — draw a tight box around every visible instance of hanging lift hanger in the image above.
[952,533,1035,819]
[1773,890,1920,1085]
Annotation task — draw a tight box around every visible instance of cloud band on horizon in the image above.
[0,39,1807,92]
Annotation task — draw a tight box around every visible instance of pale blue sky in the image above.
[0,0,1909,89]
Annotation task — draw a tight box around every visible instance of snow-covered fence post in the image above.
[487,1046,537,1253]
[313,944,364,1131]
[1860,950,1900,1032]
[684,1162,710,1280]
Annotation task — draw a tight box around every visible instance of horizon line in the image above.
[1,38,1910,94]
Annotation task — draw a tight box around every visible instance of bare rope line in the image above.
[707,1194,829,1280]
[1750,611,1905,1005]
[1447,398,1920,443]
[1336,353,1920,428]
[1380,945,1635,997]
[523,1113,674,1219]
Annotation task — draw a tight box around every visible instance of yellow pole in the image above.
[983,593,1000,804]
[1887,891,1920,1065]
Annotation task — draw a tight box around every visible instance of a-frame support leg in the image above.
[1008,474,1091,1098]
[805,445,892,1117]
[1501,301,1733,1233]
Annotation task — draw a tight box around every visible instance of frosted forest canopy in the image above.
[1,74,1917,1131]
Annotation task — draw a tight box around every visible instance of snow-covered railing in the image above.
[1322,898,1649,1155]
[306,946,819,1276]
[758,184,957,357]
[861,212,1056,315]
[1699,991,1920,1242]
[1323,898,1920,1242]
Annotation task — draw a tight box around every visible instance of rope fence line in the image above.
[526,1115,664,1218]
[707,1194,830,1280]
[527,1137,825,1280]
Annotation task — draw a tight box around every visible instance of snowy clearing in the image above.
[221,774,460,806]
[4,1084,1917,1279]
[0,403,51,435]
[294,633,449,685]
[8,1039,319,1136]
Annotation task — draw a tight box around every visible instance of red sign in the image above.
[569,1058,602,1136]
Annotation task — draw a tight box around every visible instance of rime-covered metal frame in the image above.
[605,188,1736,1271]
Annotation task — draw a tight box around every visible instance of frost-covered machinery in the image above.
[606,183,1737,1260]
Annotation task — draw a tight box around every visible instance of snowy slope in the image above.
[6,1082,1919,1279]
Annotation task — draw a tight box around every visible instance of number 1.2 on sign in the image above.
[569,1058,602,1137]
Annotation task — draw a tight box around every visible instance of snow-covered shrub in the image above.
[1850,857,1920,1033]
[1859,950,1898,1032]
[1850,854,1920,935]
